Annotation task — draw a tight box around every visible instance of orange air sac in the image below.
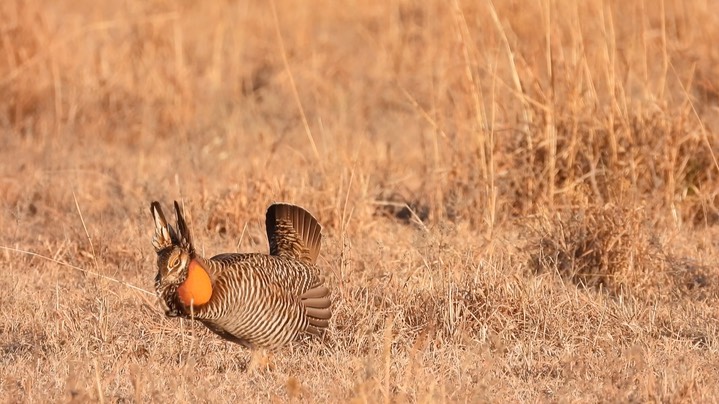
[177,260,213,307]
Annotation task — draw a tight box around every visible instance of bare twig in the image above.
[0,245,153,296]
[73,191,100,272]
[269,0,323,169]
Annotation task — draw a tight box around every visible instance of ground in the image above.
[1,0,718,402]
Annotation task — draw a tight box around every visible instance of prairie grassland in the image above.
[1,0,718,402]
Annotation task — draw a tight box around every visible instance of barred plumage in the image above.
[150,201,331,349]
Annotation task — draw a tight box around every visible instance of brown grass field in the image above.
[1,0,719,402]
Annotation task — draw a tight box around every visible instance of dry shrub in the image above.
[529,203,654,293]
[528,202,715,300]
[379,106,719,232]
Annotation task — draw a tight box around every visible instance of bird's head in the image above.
[150,201,197,316]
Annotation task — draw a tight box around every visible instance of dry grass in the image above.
[1,0,719,402]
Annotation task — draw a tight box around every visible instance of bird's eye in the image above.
[168,255,180,270]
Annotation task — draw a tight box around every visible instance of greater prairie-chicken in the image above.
[150,201,332,349]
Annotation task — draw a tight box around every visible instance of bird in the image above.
[150,200,332,349]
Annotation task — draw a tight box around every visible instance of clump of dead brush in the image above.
[527,203,665,297]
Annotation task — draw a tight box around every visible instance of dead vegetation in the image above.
[527,202,715,300]
[1,0,718,402]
